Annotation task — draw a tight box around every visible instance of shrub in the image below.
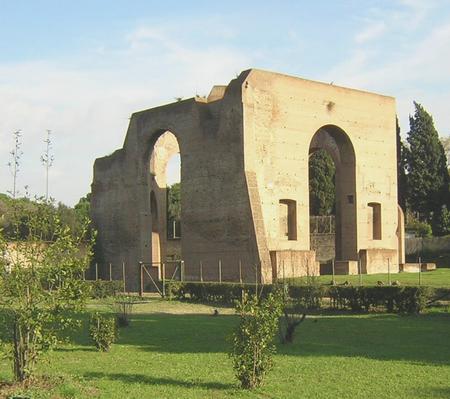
[326,286,433,314]
[162,281,439,315]
[89,312,117,351]
[288,285,325,310]
[230,291,283,389]
[393,286,432,314]
[167,282,274,304]
[88,280,123,299]
[165,281,186,300]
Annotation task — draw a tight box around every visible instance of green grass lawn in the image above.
[1,300,449,399]
[291,267,450,287]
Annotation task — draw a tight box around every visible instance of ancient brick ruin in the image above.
[91,69,404,290]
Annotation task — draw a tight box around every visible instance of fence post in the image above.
[109,263,112,281]
[95,263,98,281]
[331,258,335,285]
[387,258,391,286]
[139,262,144,297]
[239,260,242,284]
[181,260,185,282]
[218,259,222,283]
[200,261,203,282]
[162,262,166,298]
[122,262,126,293]
[358,258,362,286]
[418,256,422,285]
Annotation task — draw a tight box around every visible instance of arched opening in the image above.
[308,125,357,265]
[148,130,181,267]
[309,149,336,264]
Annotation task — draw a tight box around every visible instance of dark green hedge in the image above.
[165,281,273,304]
[165,281,449,314]
[87,280,123,298]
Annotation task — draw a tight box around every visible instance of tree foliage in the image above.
[0,197,93,381]
[0,193,92,241]
[167,183,180,221]
[396,117,408,211]
[441,136,450,167]
[167,183,181,238]
[309,150,335,216]
[406,102,449,225]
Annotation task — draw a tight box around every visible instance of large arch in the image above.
[146,130,181,271]
[308,125,357,261]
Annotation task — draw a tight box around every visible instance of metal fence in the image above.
[310,215,335,234]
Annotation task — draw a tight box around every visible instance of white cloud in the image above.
[0,26,253,205]
[355,21,387,44]
[320,1,449,134]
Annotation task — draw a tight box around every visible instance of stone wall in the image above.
[406,236,450,256]
[310,234,335,262]
[91,69,401,289]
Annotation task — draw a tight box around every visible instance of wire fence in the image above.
[310,215,335,234]
[85,255,435,298]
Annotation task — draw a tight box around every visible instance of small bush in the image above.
[89,312,117,351]
[230,291,283,389]
[165,281,186,300]
[288,285,325,310]
[88,280,123,299]
[394,286,432,314]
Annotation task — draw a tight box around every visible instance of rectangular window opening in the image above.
[368,202,382,240]
[279,199,297,240]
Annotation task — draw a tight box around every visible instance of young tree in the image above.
[230,291,283,389]
[7,130,23,199]
[309,149,335,215]
[0,197,93,381]
[41,129,54,201]
[406,102,449,224]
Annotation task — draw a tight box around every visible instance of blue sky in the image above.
[1,0,450,205]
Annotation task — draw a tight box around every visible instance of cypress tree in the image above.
[396,117,408,211]
[309,149,335,215]
[406,102,449,223]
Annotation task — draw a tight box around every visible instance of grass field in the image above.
[291,267,450,287]
[1,299,449,399]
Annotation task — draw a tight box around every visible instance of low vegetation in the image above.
[164,280,449,314]
[0,299,448,399]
